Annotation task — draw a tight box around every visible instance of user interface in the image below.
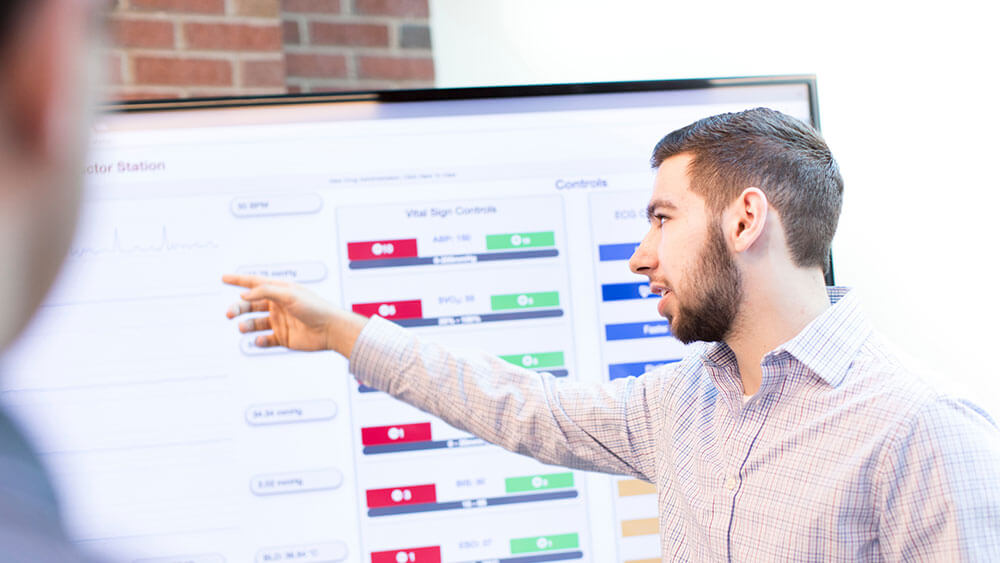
[1,83,813,563]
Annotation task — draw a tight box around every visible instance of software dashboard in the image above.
[1,81,814,563]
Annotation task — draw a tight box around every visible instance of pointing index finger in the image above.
[222,273,269,289]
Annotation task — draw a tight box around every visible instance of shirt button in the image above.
[725,476,737,491]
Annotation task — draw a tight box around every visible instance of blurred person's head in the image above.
[0,0,100,351]
[630,108,843,344]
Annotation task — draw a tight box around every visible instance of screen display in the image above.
[1,81,814,563]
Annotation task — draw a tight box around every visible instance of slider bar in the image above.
[459,551,584,563]
[368,489,578,517]
[397,309,563,328]
[363,437,488,455]
[349,249,559,269]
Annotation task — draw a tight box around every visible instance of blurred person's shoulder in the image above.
[0,409,96,562]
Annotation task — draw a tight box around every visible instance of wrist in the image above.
[326,309,368,359]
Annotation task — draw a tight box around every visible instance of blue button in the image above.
[605,321,672,340]
[601,282,656,302]
[608,359,681,380]
[598,242,639,261]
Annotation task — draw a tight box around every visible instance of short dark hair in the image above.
[651,107,843,271]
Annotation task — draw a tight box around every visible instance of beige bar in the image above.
[617,478,656,497]
[621,517,659,537]
[624,559,661,563]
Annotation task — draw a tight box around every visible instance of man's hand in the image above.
[223,274,367,358]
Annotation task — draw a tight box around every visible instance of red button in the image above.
[362,422,432,446]
[371,546,441,563]
[352,300,423,320]
[348,239,418,261]
[366,484,436,508]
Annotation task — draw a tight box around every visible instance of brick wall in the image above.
[281,0,434,93]
[104,0,433,100]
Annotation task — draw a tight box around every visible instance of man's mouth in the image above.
[650,283,671,297]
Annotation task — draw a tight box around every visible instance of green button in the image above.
[499,351,565,369]
[486,231,556,250]
[505,471,574,493]
[491,291,559,311]
[510,533,579,554]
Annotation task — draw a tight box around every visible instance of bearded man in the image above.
[226,108,1000,560]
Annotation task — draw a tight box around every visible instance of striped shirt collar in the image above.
[701,286,871,393]
[776,286,872,387]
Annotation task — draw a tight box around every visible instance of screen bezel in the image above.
[102,74,833,284]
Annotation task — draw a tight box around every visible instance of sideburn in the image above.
[671,220,743,344]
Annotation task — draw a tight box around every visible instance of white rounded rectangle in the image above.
[245,400,337,426]
[236,262,327,283]
[250,468,343,496]
[255,541,348,563]
[231,193,323,218]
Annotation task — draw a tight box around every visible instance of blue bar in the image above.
[605,321,671,341]
[363,437,487,455]
[598,243,639,261]
[601,282,656,301]
[608,359,681,380]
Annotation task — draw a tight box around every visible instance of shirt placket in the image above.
[724,355,788,561]
[705,362,746,559]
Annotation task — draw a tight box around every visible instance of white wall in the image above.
[430,0,1000,417]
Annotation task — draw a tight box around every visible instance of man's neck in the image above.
[725,269,830,395]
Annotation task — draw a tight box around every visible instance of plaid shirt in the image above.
[351,287,1000,561]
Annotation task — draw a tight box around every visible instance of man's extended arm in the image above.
[225,274,663,481]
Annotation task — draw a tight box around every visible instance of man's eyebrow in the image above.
[646,198,678,221]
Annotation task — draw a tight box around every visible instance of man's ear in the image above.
[3,0,87,165]
[726,187,768,253]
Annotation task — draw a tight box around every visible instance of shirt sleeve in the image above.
[876,396,1000,561]
[348,316,664,481]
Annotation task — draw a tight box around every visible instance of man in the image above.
[0,0,102,559]
[227,108,1000,560]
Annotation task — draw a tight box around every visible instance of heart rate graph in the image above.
[48,200,229,306]
[69,225,220,259]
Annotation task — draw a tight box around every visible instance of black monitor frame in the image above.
[103,75,833,285]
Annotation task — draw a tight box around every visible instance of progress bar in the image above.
[363,437,488,455]
[460,552,584,563]
[350,249,559,269]
[368,489,578,517]
[397,309,564,327]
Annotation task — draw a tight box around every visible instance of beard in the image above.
[668,220,743,344]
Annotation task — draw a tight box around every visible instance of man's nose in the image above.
[629,229,657,275]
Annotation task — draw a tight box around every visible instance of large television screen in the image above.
[2,78,818,563]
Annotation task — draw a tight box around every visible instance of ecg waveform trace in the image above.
[69,226,220,259]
